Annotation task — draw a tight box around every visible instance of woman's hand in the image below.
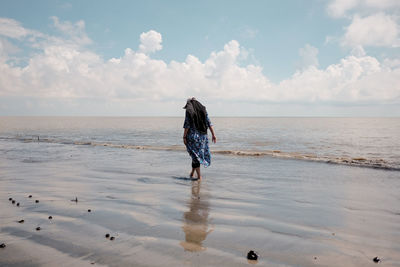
[183,128,189,146]
[209,126,217,144]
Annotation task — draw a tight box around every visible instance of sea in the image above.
[0,117,399,171]
[1,116,400,266]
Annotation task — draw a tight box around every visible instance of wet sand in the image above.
[1,144,400,266]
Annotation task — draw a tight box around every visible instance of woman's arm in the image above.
[183,128,189,145]
[209,126,217,143]
[205,113,216,144]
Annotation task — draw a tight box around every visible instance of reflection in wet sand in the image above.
[180,180,213,252]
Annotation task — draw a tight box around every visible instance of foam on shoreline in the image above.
[3,136,399,171]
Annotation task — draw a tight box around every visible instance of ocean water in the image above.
[1,116,400,266]
[0,117,399,170]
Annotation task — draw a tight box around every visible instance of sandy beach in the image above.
[1,140,399,266]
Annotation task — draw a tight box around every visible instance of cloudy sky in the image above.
[0,0,399,116]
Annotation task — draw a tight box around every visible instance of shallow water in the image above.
[0,117,399,266]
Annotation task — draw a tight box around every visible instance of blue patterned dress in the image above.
[183,113,212,167]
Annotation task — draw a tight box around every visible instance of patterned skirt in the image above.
[185,129,211,167]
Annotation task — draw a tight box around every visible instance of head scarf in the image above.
[184,98,208,134]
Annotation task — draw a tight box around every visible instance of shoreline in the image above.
[2,135,398,171]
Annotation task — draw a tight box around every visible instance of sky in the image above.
[0,0,399,116]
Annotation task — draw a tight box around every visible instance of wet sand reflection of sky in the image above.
[180,180,213,252]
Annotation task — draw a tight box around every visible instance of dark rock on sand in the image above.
[247,250,258,261]
[18,220,24,223]
[105,234,110,238]
[36,227,41,231]
[12,200,15,204]
[17,203,20,206]
[88,209,91,212]
[110,236,115,241]
[35,200,39,203]
[48,216,53,220]
[8,198,12,201]
[0,243,5,248]
[373,257,380,263]
[28,195,32,198]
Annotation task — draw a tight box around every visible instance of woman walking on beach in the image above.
[183,98,217,179]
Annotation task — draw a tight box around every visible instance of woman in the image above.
[183,98,216,179]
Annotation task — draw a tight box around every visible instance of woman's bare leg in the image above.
[190,168,195,178]
[195,167,202,179]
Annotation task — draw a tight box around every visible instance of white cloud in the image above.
[327,0,400,18]
[327,0,359,18]
[0,38,20,59]
[365,0,400,9]
[138,30,162,54]
[0,16,91,52]
[279,54,399,103]
[298,44,319,70]
[383,58,400,68]
[0,18,31,39]
[0,17,399,110]
[50,16,92,46]
[326,0,400,49]
[342,13,400,47]
[350,45,366,57]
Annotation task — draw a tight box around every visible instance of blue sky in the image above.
[0,0,399,116]
[0,0,347,81]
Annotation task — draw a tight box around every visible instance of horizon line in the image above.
[1,115,399,118]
